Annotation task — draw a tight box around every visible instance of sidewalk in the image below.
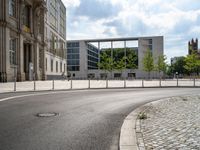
[136,95,200,150]
[0,79,200,93]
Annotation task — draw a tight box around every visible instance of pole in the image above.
[34,80,36,91]
[52,79,54,90]
[142,79,144,88]
[124,78,126,88]
[14,66,17,92]
[33,72,36,91]
[159,77,161,87]
[88,79,90,89]
[106,78,108,88]
[14,76,16,92]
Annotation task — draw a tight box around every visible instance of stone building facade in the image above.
[0,0,66,82]
[188,38,199,55]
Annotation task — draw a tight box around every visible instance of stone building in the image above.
[0,0,66,82]
[188,38,199,55]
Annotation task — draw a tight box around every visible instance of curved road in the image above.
[0,88,199,150]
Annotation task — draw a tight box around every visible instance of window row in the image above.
[88,61,98,68]
[88,50,98,58]
[67,59,79,66]
[67,48,79,54]
[48,59,66,73]
[67,54,80,59]
[87,44,99,53]
[67,66,80,71]
[88,56,98,63]
[67,42,79,48]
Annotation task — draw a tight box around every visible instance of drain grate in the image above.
[36,112,59,117]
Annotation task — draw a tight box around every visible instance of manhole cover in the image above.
[36,113,59,117]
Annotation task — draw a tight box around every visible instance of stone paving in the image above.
[136,95,200,150]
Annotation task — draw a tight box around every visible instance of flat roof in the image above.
[67,36,163,43]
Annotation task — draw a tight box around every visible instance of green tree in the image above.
[126,53,137,76]
[143,49,154,79]
[184,51,200,76]
[98,52,114,78]
[156,55,167,78]
[114,56,126,76]
[171,57,187,76]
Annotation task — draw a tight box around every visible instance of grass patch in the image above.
[138,112,147,120]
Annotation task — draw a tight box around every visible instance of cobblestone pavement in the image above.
[136,95,200,150]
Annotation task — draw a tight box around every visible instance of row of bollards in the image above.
[12,78,197,92]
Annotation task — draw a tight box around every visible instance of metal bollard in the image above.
[159,78,161,87]
[176,77,178,87]
[34,80,36,91]
[70,79,72,89]
[142,79,144,88]
[88,79,90,89]
[52,80,55,90]
[124,78,126,88]
[14,77,16,92]
[106,79,108,88]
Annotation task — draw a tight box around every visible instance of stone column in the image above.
[0,0,8,82]
[16,0,26,81]
[41,2,47,80]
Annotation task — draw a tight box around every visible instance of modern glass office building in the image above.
[67,36,164,79]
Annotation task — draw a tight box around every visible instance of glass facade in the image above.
[87,44,99,70]
[67,42,80,71]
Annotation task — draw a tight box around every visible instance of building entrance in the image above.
[23,43,33,81]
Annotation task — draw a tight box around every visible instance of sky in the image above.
[62,0,200,62]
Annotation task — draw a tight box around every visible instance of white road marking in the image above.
[0,90,88,102]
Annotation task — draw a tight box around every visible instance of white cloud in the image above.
[66,0,200,61]
[62,0,80,8]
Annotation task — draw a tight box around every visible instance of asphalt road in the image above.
[0,88,199,150]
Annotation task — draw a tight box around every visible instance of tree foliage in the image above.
[98,48,138,78]
[98,52,114,75]
[156,55,167,74]
[143,49,154,79]
[184,51,200,75]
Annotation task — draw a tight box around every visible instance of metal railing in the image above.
[0,78,200,93]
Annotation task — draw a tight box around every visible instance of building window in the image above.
[60,62,62,72]
[56,61,58,72]
[9,0,16,17]
[51,59,53,72]
[9,38,16,65]
[23,5,31,28]
[50,0,57,29]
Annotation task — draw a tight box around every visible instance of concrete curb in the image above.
[119,98,171,150]
[119,95,200,150]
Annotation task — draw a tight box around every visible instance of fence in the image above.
[0,78,200,93]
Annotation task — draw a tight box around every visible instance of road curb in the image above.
[119,98,172,150]
[119,95,200,150]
